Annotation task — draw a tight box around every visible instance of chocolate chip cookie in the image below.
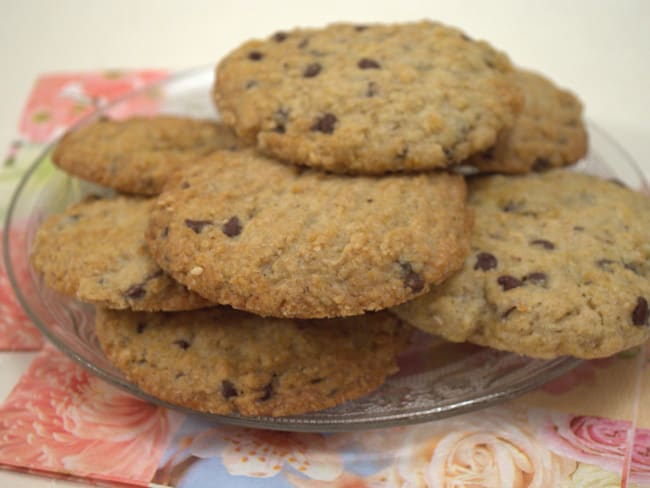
[53,116,242,195]
[467,69,587,173]
[95,307,412,416]
[214,21,522,174]
[31,196,212,311]
[392,171,650,359]
[146,149,471,318]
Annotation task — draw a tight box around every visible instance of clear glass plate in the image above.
[5,67,644,432]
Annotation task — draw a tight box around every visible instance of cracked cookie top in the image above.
[467,69,587,174]
[213,21,522,174]
[95,307,412,416]
[392,170,650,359]
[53,116,242,195]
[146,149,471,318]
[31,195,213,311]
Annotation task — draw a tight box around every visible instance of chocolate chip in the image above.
[484,58,495,69]
[461,33,472,41]
[273,107,289,133]
[632,297,649,326]
[355,25,368,31]
[303,63,322,78]
[221,380,238,398]
[481,147,495,160]
[358,58,381,69]
[474,252,498,271]
[124,284,146,300]
[524,272,548,286]
[311,113,337,134]
[173,339,190,350]
[597,259,615,271]
[185,219,213,234]
[161,226,169,238]
[259,382,274,401]
[366,81,378,97]
[310,378,324,384]
[530,239,555,250]
[180,181,190,189]
[245,80,258,89]
[146,270,164,281]
[497,275,523,291]
[502,306,517,318]
[443,147,454,161]
[624,262,643,276]
[502,201,523,213]
[248,51,263,61]
[136,323,147,334]
[532,158,551,172]
[401,263,425,293]
[222,216,242,237]
[366,198,373,203]
[272,32,288,42]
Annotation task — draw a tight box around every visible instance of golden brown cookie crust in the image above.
[214,21,522,174]
[53,116,242,195]
[392,171,650,359]
[31,196,213,311]
[95,307,412,416]
[146,149,472,318]
[467,69,588,173]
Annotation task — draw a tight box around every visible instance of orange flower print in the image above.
[0,346,180,485]
[395,407,575,487]
[187,427,344,480]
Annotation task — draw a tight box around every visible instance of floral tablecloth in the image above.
[0,71,648,488]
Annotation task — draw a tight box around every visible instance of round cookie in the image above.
[146,149,472,318]
[214,21,523,174]
[31,195,213,311]
[392,171,650,359]
[95,307,412,416]
[52,116,242,195]
[467,69,587,173]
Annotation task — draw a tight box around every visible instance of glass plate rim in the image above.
[8,66,643,432]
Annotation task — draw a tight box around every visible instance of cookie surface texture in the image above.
[31,196,213,311]
[392,171,650,359]
[214,21,522,174]
[95,307,411,416]
[467,69,587,173]
[53,116,241,195]
[147,150,471,318]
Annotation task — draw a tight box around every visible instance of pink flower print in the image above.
[19,70,167,143]
[188,427,344,480]
[396,406,575,487]
[0,227,43,350]
[631,428,650,483]
[0,345,180,485]
[530,409,650,484]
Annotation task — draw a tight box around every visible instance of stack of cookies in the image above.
[31,21,650,417]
